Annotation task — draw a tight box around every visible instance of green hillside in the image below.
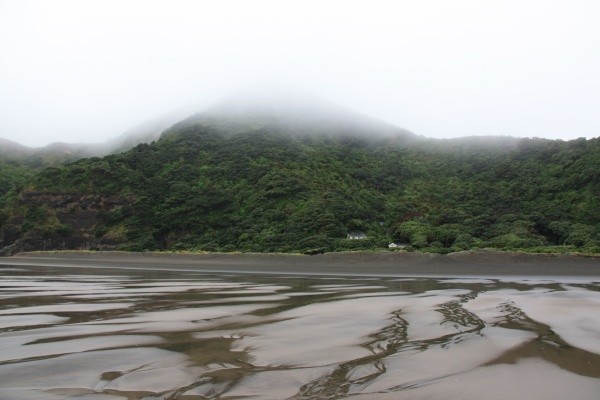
[0,105,598,255]
[0,112,179,200]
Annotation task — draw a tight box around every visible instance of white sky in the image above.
[0,0,599,146]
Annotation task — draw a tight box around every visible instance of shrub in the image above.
[220,244,237,252]
[451,233,481,251]
[564,224,598,247]
[486,233,547,249]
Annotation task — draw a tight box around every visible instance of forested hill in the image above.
[0,112,182,200]
[0,105,598,255]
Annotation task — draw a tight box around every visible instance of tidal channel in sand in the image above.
[0,261,599,399]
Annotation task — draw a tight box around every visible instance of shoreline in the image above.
[1,249,599,277]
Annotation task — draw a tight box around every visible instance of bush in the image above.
[220,244,237,252]
[486,233,547,249]
[564,224,598,247]
[548,221,572,244]
[393,220,431,248]
[432,224,461,247]
[199,242,219,252]
[295,235,334,252]
[451,233,480,251]
[335,238,377,251]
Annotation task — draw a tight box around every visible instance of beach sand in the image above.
[1,251,599,399]
[1,250,599,277]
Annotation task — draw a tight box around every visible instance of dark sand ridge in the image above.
[1,250,599,277]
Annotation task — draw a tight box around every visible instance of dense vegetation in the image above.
[0,110,598,255]
[0,123,164,200]
[0,139,100,199]
[0,161,33,197]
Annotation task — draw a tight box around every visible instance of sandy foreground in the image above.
[1,250,599,277]
[1,252,599,399]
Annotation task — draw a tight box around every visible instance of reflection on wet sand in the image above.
[0,266,598,399]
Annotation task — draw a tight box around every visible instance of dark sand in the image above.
[1,254,599,399]
[1,250,599,277]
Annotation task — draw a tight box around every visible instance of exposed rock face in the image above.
[0,191,130,255]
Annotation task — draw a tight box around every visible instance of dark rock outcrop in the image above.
[0,191,130,255]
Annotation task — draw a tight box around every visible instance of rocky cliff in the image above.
[0,191,129,255]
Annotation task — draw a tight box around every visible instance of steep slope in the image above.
[0,103,598,255]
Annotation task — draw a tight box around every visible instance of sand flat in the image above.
[0,256,598,399]
[1,250,599,277]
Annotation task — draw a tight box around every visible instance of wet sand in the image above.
[1,250,599,277]
[0,265,598,399]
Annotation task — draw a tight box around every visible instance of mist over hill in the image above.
[172,91,415,141]
[0,95,598,255]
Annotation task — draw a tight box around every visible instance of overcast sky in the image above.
[1,0,599,147]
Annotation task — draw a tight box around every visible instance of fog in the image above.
[181,88,412,140]
[1,0,599,147]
